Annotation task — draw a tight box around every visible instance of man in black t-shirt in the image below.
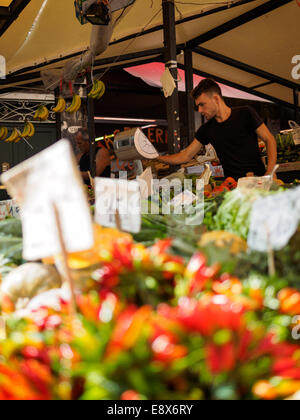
[158,79,277,180]
[75,128,111,185]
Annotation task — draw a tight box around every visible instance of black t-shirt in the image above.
[195,106,266,180]
[79,148,111,183]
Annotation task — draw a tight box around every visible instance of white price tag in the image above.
[1,140,94,260]
[0,200,19,221]
[137,167,153,199]
[95,178,141,233]
[248,187,300,251]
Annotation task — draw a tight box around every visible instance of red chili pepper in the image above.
[277,368,300,380]
[272,358,297,375]
[151,239,173,255]
[206,343,221,374]
[219,341,236,372]
[121,390,141,400]
[237,330,253,361]
[20,360,52,400]
[255,334,299,358]
[112,242,134,270]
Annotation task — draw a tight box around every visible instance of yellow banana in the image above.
[66,95,81,113]
[14,132,22,143]
[27,122,35,138]
[5,128,20,143]
[33,105,49,121]
[88,80,100,98]
[65,95,77,113]
[39,106,49,121]
[0,126,8,141]
[21,122,30,138]
[73,95,81,112]
[96,81,105,100]
[88,80,106,100]
[33,106,43,121]
[53,97,66,113]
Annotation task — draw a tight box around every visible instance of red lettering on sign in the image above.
[156,128,164,144]
[147,128,155,143]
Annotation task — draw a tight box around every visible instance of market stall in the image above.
[0,156,300,400]
[0,0,299,403]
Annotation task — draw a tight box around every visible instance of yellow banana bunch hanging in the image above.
[5,128,22,143]
[53,96,66,113]
[88,80,106,100]
[66,94,81,113]
[20,121,35,140]
[33,105,49,121]
[0,126,8,141]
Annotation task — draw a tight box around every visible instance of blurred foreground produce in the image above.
[0,183,299,400]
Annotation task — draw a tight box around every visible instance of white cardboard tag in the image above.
[248,187,300,251]
[95,178,141,233]
[1,140,94,260]
[137,166,153,199]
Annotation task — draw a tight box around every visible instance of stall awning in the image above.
[0,0,299,108]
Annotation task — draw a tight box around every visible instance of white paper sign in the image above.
[95,178,141,233]
[1,140,94,260]
[0,199,20,220]
[248,187,300,251]
[137,167,153,199]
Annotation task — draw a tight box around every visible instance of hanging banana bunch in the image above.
[33,105,49,121]
[88,80,106,100]
[52,96,66,113]
[0,126,8,141]
[20,121,35,141]
[5,128,22,143]
[65,94,81,113]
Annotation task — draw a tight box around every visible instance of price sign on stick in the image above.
[95,178,141,233]
[137,166,153,199]
[248,187,300,252]
[1,140,94,261]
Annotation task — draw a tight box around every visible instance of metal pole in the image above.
[293,88,299,124]
[54,87,61,141]
[87,71,96,177]
[162,0,181,154]
[184,48,195,145]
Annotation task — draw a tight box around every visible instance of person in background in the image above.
[75,128,111,184]
[158,79,277,180]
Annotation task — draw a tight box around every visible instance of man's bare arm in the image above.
[157,139,203,165]
[96,147,111,177]
[256,124,277,176]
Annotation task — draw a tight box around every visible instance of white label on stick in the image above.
[95,178,141,233]
[137,166,153,199]
[1,140,94,260]
[248,187,300,251]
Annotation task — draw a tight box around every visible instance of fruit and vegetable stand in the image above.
[0,0,299,403]
[0,171,300,401]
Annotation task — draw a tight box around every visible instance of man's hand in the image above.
[265,170,278,180]
[153,139,203,166]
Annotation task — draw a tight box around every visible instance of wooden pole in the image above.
[53,203,77,315]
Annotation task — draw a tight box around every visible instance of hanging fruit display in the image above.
[33,105,49,122]
[65,94,81,113]
[52,96,66,113]
[88,80,106,100]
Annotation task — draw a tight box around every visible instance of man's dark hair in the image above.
[191,79,223,100]
[76,127,89,141]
